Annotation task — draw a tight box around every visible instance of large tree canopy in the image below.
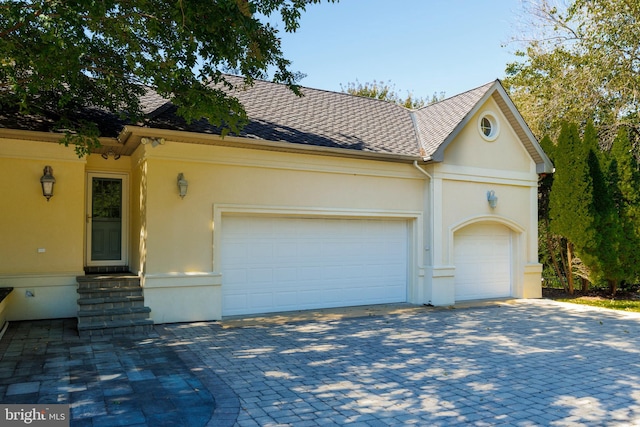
[0,0,334,155]
[504,0,640,149]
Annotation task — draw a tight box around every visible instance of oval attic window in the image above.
[478,113,499,141]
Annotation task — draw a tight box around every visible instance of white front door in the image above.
[86,172,129,267]
[220,216,408,316]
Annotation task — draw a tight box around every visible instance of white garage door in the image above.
[454,223,512,301]
[220,216,408,316]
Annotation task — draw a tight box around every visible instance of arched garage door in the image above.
[454,222,512,301]
[220,216,408,316]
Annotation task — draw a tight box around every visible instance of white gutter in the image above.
[119,125,422,163]
[413,161,434,268]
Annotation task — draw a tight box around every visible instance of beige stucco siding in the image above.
[131,142,426,322]
[0,139,85,320]
[423,98,542,305]
[443,98,535,174]
[439,179,535,263]
[0,140,85,274]
[140,142,424,275]
[127,150,146,277]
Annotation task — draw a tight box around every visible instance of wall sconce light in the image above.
[40,166,56,201]
[141,137,165,147]
[487,190,498,209]
[177,173,188,199]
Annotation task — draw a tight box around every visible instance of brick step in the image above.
[77,287,143,299]
[84,266,131,275]
[78,312,151,325]
[78,306,151,322]
[76,272,152,337]
[77,318,154,337]
[77,275,140,289]
[78,295,144,311]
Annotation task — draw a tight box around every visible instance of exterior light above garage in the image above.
[487,190,498,209]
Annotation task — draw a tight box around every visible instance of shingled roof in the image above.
[147,75,420,157]
[412,81,495,159]
[0,75,553,172]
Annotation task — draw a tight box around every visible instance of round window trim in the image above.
[478,112,499,141]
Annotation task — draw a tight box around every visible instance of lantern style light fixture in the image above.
[40,166,56,201]
[177,173,188,199]
[487,190,498,209]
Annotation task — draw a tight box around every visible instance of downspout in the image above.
[412,160,432,180]
[413,160,434,304]
[412,162,433,248]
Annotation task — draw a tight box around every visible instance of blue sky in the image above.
[272,0,526,99]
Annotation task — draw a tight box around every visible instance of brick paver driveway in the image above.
[162,300,640,426]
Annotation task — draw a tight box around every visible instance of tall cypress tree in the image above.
[586,148,622,291]
[549,122,596,293]
[538,135,568,290]
[608,128,640,286]
[577,122,605,290]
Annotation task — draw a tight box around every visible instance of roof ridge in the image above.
[414,80,497,111]
[409,110,429,160]
[223,73,412,111]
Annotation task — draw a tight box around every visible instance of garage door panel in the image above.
[276,292,300,308]
[454,223,511,301]
[248,292,273,310]
[222,269,247,285]
[246,268,273,284]
[223,241,249,260]
[221,216,408,316]
[223,293,247,308]
[274,267,297,282]
[274,241,298,258]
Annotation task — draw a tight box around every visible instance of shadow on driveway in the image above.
[0,319,216,427]
[2,300,640,426]
[163,299,640,426]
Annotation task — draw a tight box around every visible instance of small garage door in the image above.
[220,216,408,316]
[454,223,512,301]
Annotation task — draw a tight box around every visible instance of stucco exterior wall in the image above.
[425,100,542,305]
[127,149,146,278]
[444,98,536,174]
[0,139,85,320]
[138,142,426,322]
[142,143,424,272]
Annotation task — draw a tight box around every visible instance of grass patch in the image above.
[557,297,640,312]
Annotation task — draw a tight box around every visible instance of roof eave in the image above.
[0,127,118,147]
[492,83,554,174]
[119,126,423,163]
